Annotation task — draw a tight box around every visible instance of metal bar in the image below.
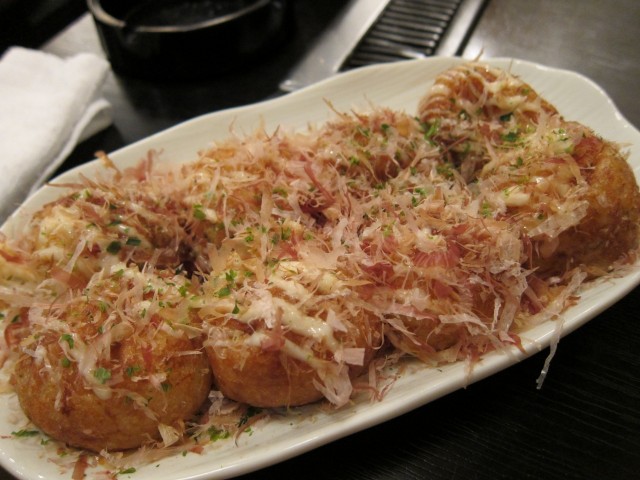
[280,0,487,91]
[435,0,485,55]
[279,0,390,92]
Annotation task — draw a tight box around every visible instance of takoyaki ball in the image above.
[312,108,438,185]
[360,215,527,365]
[202,257,383,408]
[417,63,640,276]
[475,119,640,276]
[417,62,558,181]
[206,326,327,408]
[529,128,640,275]
[21,175,188,287]
[206,313,381,408]
[384,315,481,365]
[12,334,211,452]
[10,265,212,452]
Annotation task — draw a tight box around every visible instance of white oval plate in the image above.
[2,57,639,480]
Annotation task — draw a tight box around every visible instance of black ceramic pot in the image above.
[87,0,292,80]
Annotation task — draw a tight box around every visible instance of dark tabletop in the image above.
[2,0,640,479]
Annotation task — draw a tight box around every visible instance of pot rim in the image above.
[86,0,274,33]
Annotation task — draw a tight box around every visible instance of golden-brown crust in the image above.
[417,62,559,180]
[534,134,640,274]
[417,63,640,276]
[12,333,211,452]
[207,344,323,407]
[206,312,382,408]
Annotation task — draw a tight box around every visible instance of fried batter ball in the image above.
[418,62,640,276]
[526,126,640,274]
[417,61,558,181]
[206,312,381,408]
[201,252,383,408]
[10,265,212,452]
[14,164,191,288]
[207,331,324,407]
[12,333,211,452]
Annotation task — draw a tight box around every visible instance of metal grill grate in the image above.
[343,0,463,68]
[280,0,486,92]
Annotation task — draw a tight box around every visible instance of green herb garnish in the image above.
[106,241,122,254]
[12,430,39,438]
[193,204,206,220]
[60,333,74,349]
[94,367,111,384]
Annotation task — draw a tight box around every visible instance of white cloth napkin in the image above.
[0,47,112,223]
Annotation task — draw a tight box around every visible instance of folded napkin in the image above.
[0,47,112,224]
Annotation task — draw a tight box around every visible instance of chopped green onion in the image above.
[106,241,122,254]
[126,237,141,246]
[12,430,39,438]
[94,367,111,384]
[60,333,74,349]
[193,204,206,220]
